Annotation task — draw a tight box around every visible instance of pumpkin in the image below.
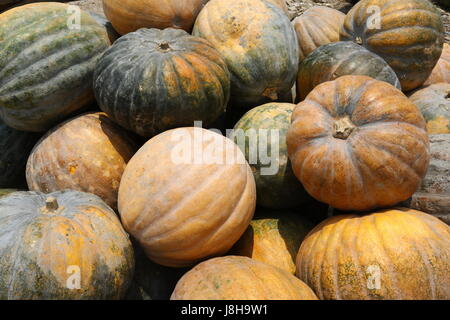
[340,0,444,92]
[0,119,40,188]
[292,6,345,63]
[287,75,430,212]
[94,28,230,137]
[423,43,450,86]
[171,256,318,300]
[409,83,450,134]
[26,112,138,210]
[0,3,110,132]
[102,0,208,35]
[296,41,401,101]
[231,103,311,208]
[0,189,16,198]
[297,208,450,300]
[118,127,256,267]
[192,0,299,109]
[0,190,134,299]
[265,0,290,16]
[87,10,121,43]
[230,209,313,274]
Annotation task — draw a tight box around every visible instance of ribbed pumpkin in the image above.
[94,28,230,137]
[292,6,345,63]
[171,256,318,300]
[297,208,450,300]
[231,103,311,208]
[103,0,208,35]
[26,112,138,210]
[192,0,299,109]
[409,83,450,134]
[340,0,444,92]
[296,41,401,101]
[287,76,430,211]
[0,190,134,299]
[0,3,110,132]
[118,127,256,267]
[424,43,450,86]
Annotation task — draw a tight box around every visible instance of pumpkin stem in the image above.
[262,87,278,101]
[355,36,363,45]
[333,116,356,140]
[45,197,59,212]
[158,42,172,52]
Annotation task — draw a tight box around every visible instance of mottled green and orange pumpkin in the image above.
[0,190,134,299]
[0,2,110,132]
[424,43,450,86]
[297,208,450,300]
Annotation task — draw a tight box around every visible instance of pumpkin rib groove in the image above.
[409,212,449,246]
[352,218,371,299]
[178,53,208,109]
[6,224,28,299]
[345,141,370,207]
[297,139,329,182]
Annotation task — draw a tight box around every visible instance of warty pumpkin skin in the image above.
[287,75,430,212]
[297,208,450,300]
[0,3,111,132]
[423,43,450,86]
[340,0,444,92]
[192,0,299,109]
[409,83,450,134]
[118,127,256,267]
[0,190,134,299]
[297,41,401,101]
[94,28,230,137]
[26,112,139,211]
[292,6,345,63]
[171,256,318,300]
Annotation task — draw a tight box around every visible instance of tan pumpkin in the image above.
[171,256,318,300]
[118,127,256,267]
[297,208,450,300]
[423,43,450,86]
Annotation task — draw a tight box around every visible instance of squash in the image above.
[231,103,311,208]
[340,0,444,92]
[424,43,450,86]
[171,256,318,300]
[0,3,110,132]
[296,41,401,101]
[292,6,345,63]
[94,28,230,137]
[409,83,450,134]
[118,127,256,267]
[102,0,208,35]
[0,189,17,198]
[0,190,134,299]
[265,0,290,16]
[287,75,430,212]
[192,0,299,109]
[26,112,139,211]
[296,208,450,300]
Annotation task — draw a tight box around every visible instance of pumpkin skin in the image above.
[297,41,401,101]
[297,208,450,300]
[0,3,110,132]
[192,0,299,109]
[409,83,450,134]
[231,103,311,208]
[118,127,256,267]
[0,189,16,198]
[94,28,230,137]
[287,75,430,211]
[292,6,345,63]
[0,190,134,299]
[423,43,450,86]
[265,0,289,16]
[102,0,208,35]
[171,256,318,300]
[26,112,138,210]
[340,0,444,92]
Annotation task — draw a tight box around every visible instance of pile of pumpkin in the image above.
[0,0,449,300]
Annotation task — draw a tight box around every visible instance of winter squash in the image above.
[231,103,311,208]
[265,0,290,16]
[296,41,401,101]
[26,112,138,210]
[0,3,110,132]
[287,75,430,211]
[171,256,318,300]
[0,190,134,299]
[297,208,450,300]
[292,6,345,63]
[340,0,444,92]
[118,127,256,267]
[94,28,230,137]
[424,43,450,86]
[102,0,208,35]
[409,83,450,134]
[0,189,16,198]
[192,0,299,109]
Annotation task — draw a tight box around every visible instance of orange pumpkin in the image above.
[423,43,450,86]
[297,208,450,300]
[287,75,430,211]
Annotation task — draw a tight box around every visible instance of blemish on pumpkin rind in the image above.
[426,116,450,134]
